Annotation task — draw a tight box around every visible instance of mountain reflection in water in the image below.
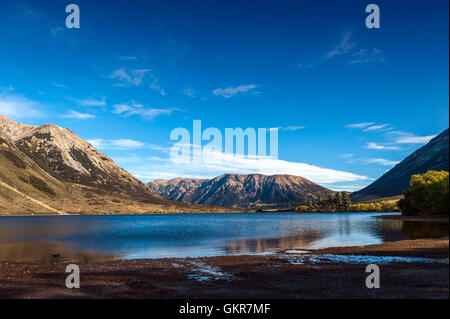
[0,213,447,262]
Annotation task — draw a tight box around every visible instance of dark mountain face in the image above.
[351,129,449,202]
[148,174,333,208]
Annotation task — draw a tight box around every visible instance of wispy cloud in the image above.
[87,138,146,150]
[365,158,399,166]
[298,32,385,70]
[112,100,179,120]
[51,82,70,89]
[150,79,167,96]
[349,48,385,64]
[396,135,437,144]
[365,142,400,150]
[279,126,305,131]
[386,130,438,145]
[363,124,390,132]
[110,68,151,87]
[345,122,375,129]
[339,153,354,159]
[346,122,391,132]
[73,97,107,107]
[213,84,258,98]
[0,90,42,119]
[326,32,354,58]
[62,110,96,119]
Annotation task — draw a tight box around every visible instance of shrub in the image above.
[348,201,399,212]
[398,170,449,216]
[295,205,311,212]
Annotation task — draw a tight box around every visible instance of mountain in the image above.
[148,174,334,208]
[0,115,230,214]
[351,128,449,202]
[148,178,208,203]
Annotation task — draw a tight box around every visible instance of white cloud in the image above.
[363,124,390,132]
[345,122,375,129]
[62,110,95,119]
[365,158,399,166]
[0,91,42,119]
[346,122,391,132]
[150,79,167,96]
[298,32,385,70]
[326,184,370,192]
[120,147,368,185]
[349,48,385,64]
[326,32,354,58]
[281,126,305,131]
[112,100,178,120]
[365,142,400,150]
[51,82,70,89]
[213,84,258,98]
[74,97,106,107]
[110,68,151,87]
[87,138,145,150]
[339,153,354,158]
[396,135,436,144]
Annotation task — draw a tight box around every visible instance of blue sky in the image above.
[0,0,448,191]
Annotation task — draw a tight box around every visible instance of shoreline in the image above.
[1,238,448,299]
[374,214,449,222]
[0,210,400,217]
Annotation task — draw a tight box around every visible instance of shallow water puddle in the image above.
[186,261,233,282]
[282,254,440,265]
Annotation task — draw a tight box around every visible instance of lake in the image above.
[0,212,447,262]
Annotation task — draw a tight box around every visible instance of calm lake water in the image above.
[0,212,447,262]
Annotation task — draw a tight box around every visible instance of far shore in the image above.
[374,214,449,223]
[0,210,403,216]
[0,238,448,299]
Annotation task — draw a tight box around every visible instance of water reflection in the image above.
[401,221,449,239]
[0,213,447,262]
[0,241,119,263]
[225,231,324,254]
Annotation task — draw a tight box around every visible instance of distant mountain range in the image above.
[0,115,229,214]
[151,129,449,208]
[2,114,447,213]
[148,174,334,209]
[351,128,449,202]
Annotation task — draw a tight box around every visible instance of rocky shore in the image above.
[0,239,448,299]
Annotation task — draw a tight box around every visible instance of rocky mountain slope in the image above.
[148,174,334,208]
[351,128,449,202]
[0,115,230,215]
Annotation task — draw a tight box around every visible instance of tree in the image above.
[336,192,343,211]
[398,170,449,216]
[342,192,352,211]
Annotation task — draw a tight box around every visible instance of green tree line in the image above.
[295,192,399,212]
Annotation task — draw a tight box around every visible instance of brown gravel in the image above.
[0,239,448,299]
